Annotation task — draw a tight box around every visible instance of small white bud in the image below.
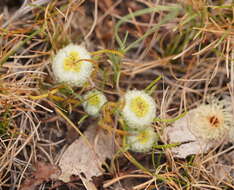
[82,90,107,117]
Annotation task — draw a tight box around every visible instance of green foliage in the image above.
[0,110,10,136]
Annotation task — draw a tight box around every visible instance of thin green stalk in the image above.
[153,142,181,149]
[114,5,182,53]
[154,111,187,123]
[144,75,162,94]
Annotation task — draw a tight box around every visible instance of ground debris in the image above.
[20,161,61,190]
[209,150,234,183]
[59,125,115,183]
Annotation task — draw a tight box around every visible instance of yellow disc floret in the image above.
[63,51,82,72]
[130,96,149,118]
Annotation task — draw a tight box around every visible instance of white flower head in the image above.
[122,90,156,129]
[127,127,157,153]
[164,96,234,158]
[82,90,107,116]
[190,97,233,141]
[52,44,93,87]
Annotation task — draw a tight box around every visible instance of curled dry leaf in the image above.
[164,111,219,158]
[20,161,61,190]
[59,125,115,182]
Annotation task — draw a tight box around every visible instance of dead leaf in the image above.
[164,111,218,158]
[20,161,61,190]
[211,164,233,182]
[209,150,234,182]
[59,125,115,183]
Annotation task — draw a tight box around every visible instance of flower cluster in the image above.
[122,90,157,152]
[52,44,234,156]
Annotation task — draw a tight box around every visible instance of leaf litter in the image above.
[20,161,61,190]
[59,125,115,183]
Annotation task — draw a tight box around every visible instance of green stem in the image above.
[153,142,181,149]
[114,5,182,53]
[154,111,187,123]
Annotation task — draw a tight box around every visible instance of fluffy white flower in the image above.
[127,127,157,152]
[165,96,234,158]
[52,44,93,87]
[82,90,107,116]
[189,97,233,141]
[122,90,156,129]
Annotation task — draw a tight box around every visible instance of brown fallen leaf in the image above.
[20,161,61,190]
[59,125,115,183]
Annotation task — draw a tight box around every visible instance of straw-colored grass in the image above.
[0,0,233,189]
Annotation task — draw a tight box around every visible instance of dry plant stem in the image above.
[202,145,234,164]
[133,178,156,190]
[98,121,128,136]
[17,151,33,190]
[0,28,43,66]
[103,174,151,188]
[0,0,233,189]
[0,123,40,174]
[84,0,98,40]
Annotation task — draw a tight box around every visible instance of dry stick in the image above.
[0,123,40,174]
[133,178,156,190]
[97,0,122,25]
[17,151,33,190]
[103,174,150,188]
[202,145,234,164]
[84,0,98,40]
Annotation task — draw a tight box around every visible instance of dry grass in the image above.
[0,0,233,189]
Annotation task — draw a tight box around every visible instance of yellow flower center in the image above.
[130,96,149,117]
[137,130,149,144]
[63,51,82,72]
[87,93,100,106]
